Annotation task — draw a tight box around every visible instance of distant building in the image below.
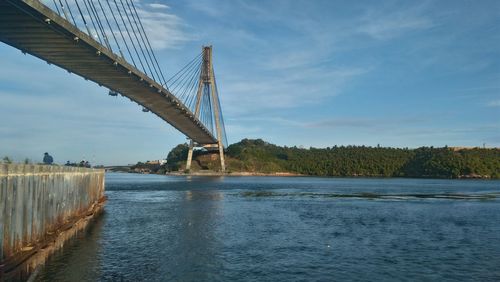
[146,160,167,165]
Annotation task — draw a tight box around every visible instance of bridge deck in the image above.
[0,0,217,144]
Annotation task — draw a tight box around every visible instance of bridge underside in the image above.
[0,0,217,144]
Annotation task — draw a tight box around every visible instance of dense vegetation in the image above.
[166,143,190,171]
[130,161,164,174]
[165,139,500,179]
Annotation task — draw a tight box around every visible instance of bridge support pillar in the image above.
[184,45,226,174]
[186,140,195,171]
[218,141,226,172]
[185,141,226,173]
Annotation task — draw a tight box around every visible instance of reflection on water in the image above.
[170,190,224,281]
[36,174,500,281]
[35,212,105,281]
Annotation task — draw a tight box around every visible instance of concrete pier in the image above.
[0,164,105,279]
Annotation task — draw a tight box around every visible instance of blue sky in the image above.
[0,0,499,165]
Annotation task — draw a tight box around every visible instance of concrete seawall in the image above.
[0,164,105,279]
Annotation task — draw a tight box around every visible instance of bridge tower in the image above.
[186,46,226,172]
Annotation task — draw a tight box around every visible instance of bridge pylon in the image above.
[186,46,226,172]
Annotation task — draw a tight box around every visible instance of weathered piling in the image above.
[0,164,105,279]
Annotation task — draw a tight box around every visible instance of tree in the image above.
[2,156,12,164]
[164,139,500,178]
[166,143,189,171]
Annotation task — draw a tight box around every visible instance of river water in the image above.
[36,173,500,281]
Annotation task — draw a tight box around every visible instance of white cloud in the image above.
[221,65,370,116]
[359,17,433,40]
[148,3,170,10]
[357,3,434,40]
[137,7,193,50]
[487,100,500,107]
[263,50,320,70]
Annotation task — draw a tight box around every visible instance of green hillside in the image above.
[164,139,500,179]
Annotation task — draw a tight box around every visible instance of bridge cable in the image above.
[185,68,202,110]
[116,0,147,76]
[202,86,210,132]
[203,87,210,134]
[176,60,202,100]
[125,0,160,83]
[166,53,202,84]
[178,62,201,106]
[52,0,61,15]
[167,56,202,95]
[121,0,155,78]
[206,89,212,133]
[181,72,197,111]
[74,0,92,36]
[112,0,138,68]
[57,0,71,22]
[207,86,214,135]
[96,1,124,58]
[200,87,206,129]
[80,0,102,45]
[187,66,202,109]
[207,86,215,135]
[63,0,77,26]
[174,68,199,106]
[123,0,156,79]
[186,74,200,108]
[105,0,132,61]
[86,0,111,50]
[170,60,201,99]
[127,0,168,88]
[213,72,228,146]
[171,64,200,113]
[168,58,201,93]
[198,86,205,126]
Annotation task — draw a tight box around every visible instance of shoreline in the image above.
[166,171,303,177]
[110,170,497,180]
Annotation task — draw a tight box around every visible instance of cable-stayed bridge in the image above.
[0,0,228,171]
